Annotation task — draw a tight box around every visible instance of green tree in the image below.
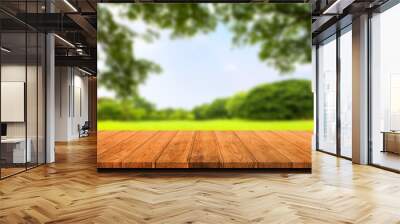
[192,98,230,120]
[131,96,156,113]
[98,97,155,120]
[226,91,247,118]
[98,3,311,98]
[98,6,162,101]
[97,98,125,120]
[241,79,313,120]
[216,4,311,73]
[192,104,209,120]
[206,98,230,119]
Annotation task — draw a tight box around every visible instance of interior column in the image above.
[352,14,369,164]
[45,0,55,163]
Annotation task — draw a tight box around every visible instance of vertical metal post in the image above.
[367,12,373,165]
[315,45,320,150]
[0,20,2,179]
[36,2,39,167]
[25,0,28,171]
[336,27,341,157]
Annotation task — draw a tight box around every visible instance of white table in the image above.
[1,138,31,163]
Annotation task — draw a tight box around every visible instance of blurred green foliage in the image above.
[98,79,313,121]
[97,6,162,100]
[226,92,248,118]
[98,3,311,100]
[193,98,230,120]
[241,79,313,120]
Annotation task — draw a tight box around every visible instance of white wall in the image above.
[1,65,29,138]
[55,67,89,141]
[55,67,70,141]
[1,65,26,131]
[72,73,89,138]
[1,82,25,122]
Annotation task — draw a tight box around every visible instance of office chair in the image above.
[79,121,90,138]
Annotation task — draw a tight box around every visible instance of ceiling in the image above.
[311,0,390,44]
[1,0,392,74]
[1,0,97,74]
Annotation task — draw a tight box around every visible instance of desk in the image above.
[1,138,31,163]
[382,131,400,155]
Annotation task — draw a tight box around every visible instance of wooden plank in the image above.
[235,131,293,168]
[121,131,177,168]
[97,131,124,148]
[273,131,312,152]
[258,131,310,157]
[97,131,157,168]
[96,131,121,148]
[97,132,137,155]
[255,131,311,168]
[97,131,312,169]
[97,131,120,139]
[215,131,256,168]
[189,132,222,168]
[292,131,313,141]
[155,131,195,168]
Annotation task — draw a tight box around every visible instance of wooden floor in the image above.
[97,131,311,169]
[0,167,26,178]
[1,135,400,223]
[373,151,400,171]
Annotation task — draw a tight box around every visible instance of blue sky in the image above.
[98,6,312,109]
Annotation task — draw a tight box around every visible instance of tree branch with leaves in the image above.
[97,3,311,100]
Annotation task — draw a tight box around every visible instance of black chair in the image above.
[79,121,90,138]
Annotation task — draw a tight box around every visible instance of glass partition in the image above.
[339,28,352,158]
[317,35,337,154]
[370,4,400,171]
[1,31,28,177]
[0,2,46,179]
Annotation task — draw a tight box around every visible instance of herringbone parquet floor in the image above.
[1,135,400,223]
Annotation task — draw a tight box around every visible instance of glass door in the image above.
[317,35,337,154]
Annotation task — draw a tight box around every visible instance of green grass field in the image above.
[98,119,313,131]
